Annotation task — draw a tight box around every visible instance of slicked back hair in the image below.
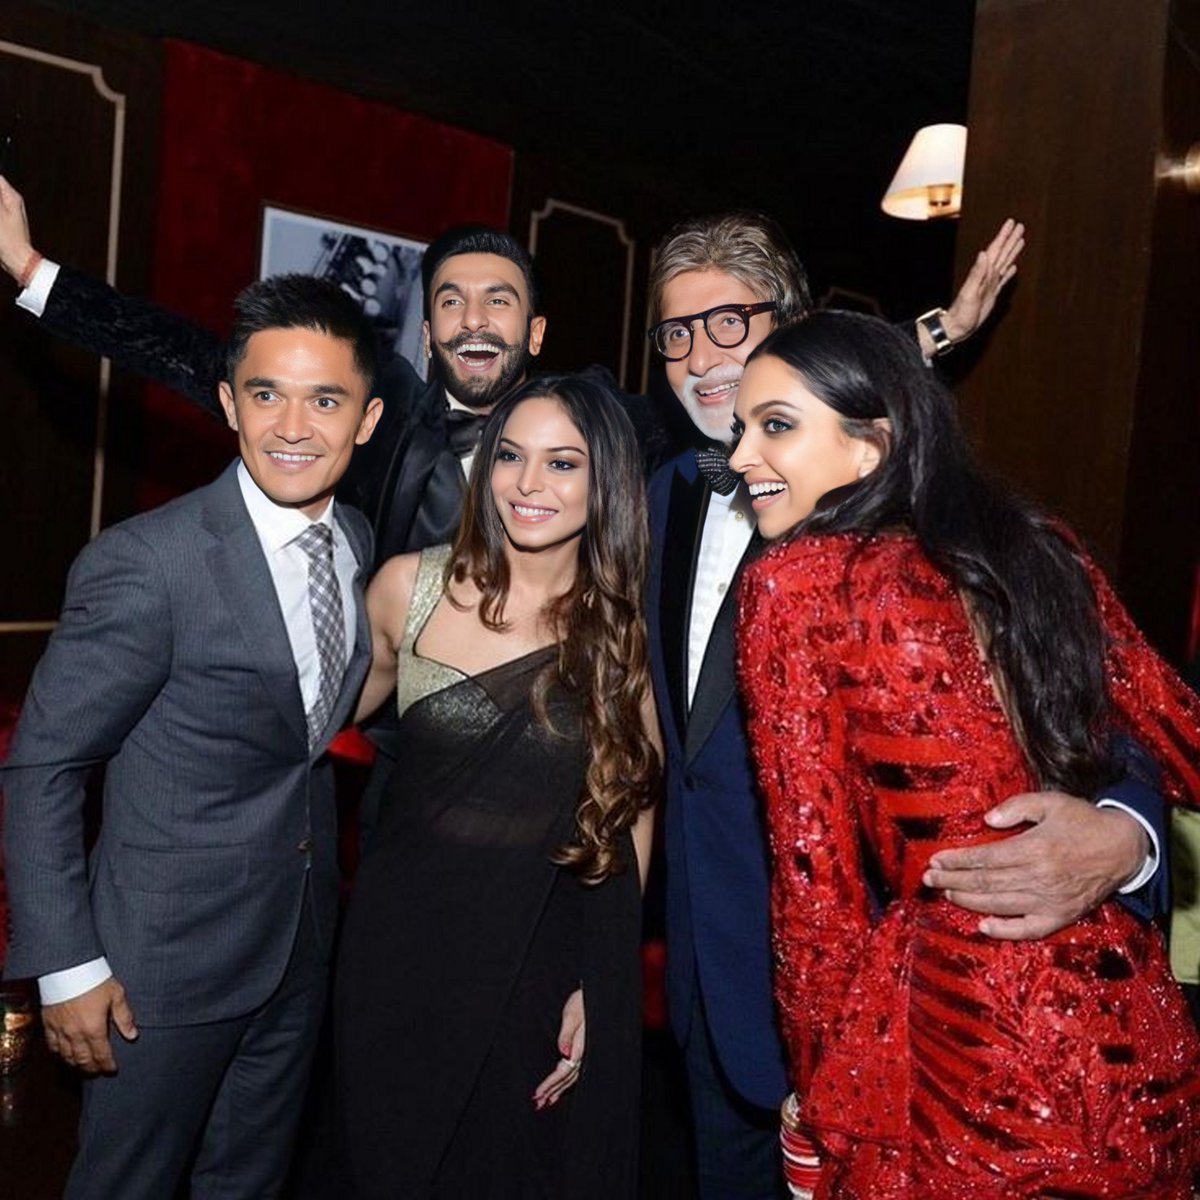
[648,211,812,327]
[421,225,542,319]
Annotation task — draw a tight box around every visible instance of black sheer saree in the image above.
[335,548,642,1198]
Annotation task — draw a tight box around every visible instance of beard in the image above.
[432,330,534,412]
[678,366,743,445]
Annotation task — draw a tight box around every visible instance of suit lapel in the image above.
[659,465,709,745]
[202,464,308,748]
[685,533,761,763]
[377,392,465,557]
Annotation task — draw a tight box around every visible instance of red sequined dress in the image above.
[736,532,1200,1199]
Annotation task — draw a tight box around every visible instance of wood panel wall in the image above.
[0,6,162,699]
[953,0,1200,659]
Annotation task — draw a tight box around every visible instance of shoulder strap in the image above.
[399,544,453,655]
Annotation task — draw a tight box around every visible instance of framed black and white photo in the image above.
[260,206,429,379]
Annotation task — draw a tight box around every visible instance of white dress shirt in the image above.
[16,256,58,316]
[38,461,358,1005]
[686,486,754,707]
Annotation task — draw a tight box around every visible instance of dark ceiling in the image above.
[34,0,977,310]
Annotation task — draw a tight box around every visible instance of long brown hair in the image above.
[448,372,660,881]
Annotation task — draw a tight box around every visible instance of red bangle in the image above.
[17,249,43,289]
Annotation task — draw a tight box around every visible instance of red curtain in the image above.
[135,41,514,508]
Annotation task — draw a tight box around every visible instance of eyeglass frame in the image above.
[647,301,779,361]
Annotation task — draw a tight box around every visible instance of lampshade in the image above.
[881,124,966,220]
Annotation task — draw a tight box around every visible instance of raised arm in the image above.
[0,175,226,418]
[914,218,1025,359]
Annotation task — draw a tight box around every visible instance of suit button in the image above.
[297,837,312,853]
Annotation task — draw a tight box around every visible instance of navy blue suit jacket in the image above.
[648,450,790,1109]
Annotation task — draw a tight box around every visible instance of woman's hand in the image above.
[532,987,585,1110]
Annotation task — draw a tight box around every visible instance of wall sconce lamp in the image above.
[1157,144,1200,194]
[882,123,967,220]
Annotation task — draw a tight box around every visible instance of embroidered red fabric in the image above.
[737,532,1200,1199]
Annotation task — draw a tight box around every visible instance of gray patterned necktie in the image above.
[293,523,346,748]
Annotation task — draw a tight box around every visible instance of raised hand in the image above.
[0,175,36,282]
[941,217,1026,344]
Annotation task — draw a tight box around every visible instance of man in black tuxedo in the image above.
[3,276,382,1198]
[0,183,559,565]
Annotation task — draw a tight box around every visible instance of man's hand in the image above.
[42,977,138,1073]
[922,791,1148,941]
[0,175,36,281]
[940,217,1026,344]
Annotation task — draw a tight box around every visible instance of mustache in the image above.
[689,366,743,392]
[440,332,513,353]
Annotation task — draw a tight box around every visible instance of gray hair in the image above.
[648,211,813,327]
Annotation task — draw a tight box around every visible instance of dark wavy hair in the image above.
[447,372,660,880]
[747,310,1115,797]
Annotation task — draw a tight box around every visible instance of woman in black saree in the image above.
[335,373,660,1199]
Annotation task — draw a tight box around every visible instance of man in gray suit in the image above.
[3,275,383,1199]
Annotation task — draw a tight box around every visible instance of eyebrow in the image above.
[434,280,521,301]
[748,399,797,417]
[499,436,587,455]
[242,376,352,396]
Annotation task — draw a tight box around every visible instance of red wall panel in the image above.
[137,40,513,506]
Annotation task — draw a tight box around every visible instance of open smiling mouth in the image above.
[455,341,502,371]
[267,451,318,465]
[747,480,786,505]
[695,379,738,404]
[510,502,557,521]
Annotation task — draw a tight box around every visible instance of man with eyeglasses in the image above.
[643,211,1167,1198]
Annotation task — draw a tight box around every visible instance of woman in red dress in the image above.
[728,311,1200,1198]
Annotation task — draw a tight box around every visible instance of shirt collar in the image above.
[445,388,481,416]
[236,460,336,553]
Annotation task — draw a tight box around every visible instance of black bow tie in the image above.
[444,407,489,458]
[694,447,741,496]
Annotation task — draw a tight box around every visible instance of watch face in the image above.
[921,312,952,354]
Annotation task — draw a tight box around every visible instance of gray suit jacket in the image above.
[2,461,372,1026]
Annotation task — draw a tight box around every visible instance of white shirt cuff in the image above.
[38,956,112,1005]
[16,257,60,317]
[1096,798,1159,893]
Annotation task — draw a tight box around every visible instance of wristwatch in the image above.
[917,307,954,356]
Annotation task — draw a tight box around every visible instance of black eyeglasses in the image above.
[647,301,778,361]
